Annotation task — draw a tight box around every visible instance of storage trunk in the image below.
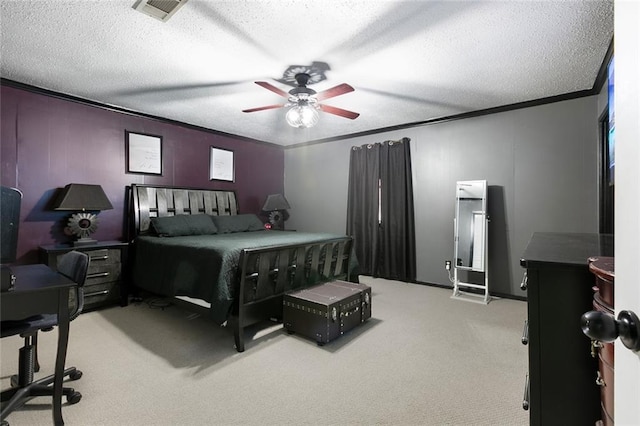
[283,280,371,345]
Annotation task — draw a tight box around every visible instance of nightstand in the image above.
[39,241,128,311]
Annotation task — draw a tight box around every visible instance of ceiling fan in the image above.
[242,70,360,128]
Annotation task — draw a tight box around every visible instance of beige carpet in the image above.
[1,277,528,425]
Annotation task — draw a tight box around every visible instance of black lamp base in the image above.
[73,237,98,247]
[66,212,100,247]
[268,210,287,230]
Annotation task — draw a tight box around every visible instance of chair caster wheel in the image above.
[66,391,82,404]
[69,370,83,380]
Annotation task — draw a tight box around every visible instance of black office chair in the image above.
[0,250,90,424]
[1,186,21,293]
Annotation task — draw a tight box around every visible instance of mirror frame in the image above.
[454,180,487,272]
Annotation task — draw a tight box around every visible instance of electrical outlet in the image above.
[445,260,451,271]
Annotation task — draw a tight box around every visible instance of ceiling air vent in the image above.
[132,0,188,22]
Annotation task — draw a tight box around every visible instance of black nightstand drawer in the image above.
[84,281,120,306]
[39,241,128,310]
[84,248,121,265]
[86,263,121,285]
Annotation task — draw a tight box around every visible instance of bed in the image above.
[128,184,358,351]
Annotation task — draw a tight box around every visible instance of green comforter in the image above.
[132,230,356,324]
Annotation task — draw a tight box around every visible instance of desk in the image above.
[1,264,77,426]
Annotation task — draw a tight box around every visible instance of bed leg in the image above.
[234,325,245,352]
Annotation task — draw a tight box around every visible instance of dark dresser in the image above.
[520,232,613,426]
[588,256,615,426]
[39,241,128,311]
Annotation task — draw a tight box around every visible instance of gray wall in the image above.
[284,95,601,297]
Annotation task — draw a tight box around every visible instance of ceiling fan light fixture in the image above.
[286,104,319,128]
[244,68,359,126]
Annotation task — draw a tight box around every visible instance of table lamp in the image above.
[261,193,291,230]
[53,183,113,246]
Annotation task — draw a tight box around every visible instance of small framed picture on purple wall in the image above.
[126,131,163,175]
[209,146,235,182]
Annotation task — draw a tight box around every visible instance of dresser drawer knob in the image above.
[520,271,528,291]
[85,290,109,297]
[521,320,529,345]
[87,272,109,279]
[522,374,529,410]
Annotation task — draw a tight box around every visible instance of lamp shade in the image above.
[261,194,291,211]
[53,184,113,211]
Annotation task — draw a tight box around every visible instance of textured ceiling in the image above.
[0,1,614,147]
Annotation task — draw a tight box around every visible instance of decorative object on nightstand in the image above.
[52,184,113,246]
[261,193,291,230]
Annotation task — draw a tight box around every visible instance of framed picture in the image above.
[209,146,235,182]
[126,131,163,175]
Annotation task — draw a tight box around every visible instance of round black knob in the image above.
[581,310,618,343]
[581,309,640,352]
[618,310,640,351]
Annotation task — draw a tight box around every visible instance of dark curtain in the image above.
[346,144,379,275]
[347,138,416,282]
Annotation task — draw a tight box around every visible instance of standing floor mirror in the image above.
[452,180,490,304]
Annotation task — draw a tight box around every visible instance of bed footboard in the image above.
[231,236,354,352]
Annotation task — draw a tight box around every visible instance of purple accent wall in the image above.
[1,85,285,264]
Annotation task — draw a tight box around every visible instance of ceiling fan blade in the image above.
[242,104,286,113]
[255,81,290,98]
[316,83,355,101]
[319,104,360,120]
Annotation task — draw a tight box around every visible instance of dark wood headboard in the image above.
[129,184,238,238]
